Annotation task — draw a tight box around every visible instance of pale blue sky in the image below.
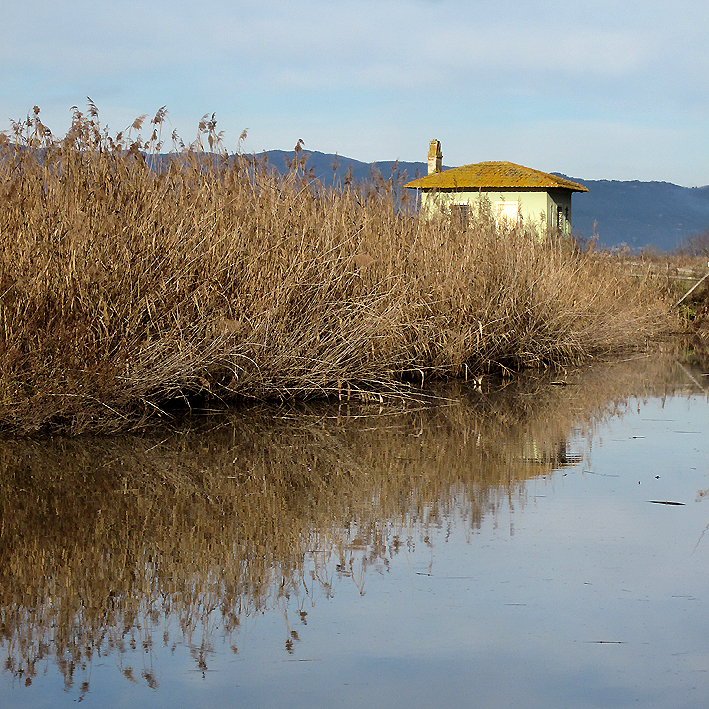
[2,0,707,185]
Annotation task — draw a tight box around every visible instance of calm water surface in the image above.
[2,357,708,708]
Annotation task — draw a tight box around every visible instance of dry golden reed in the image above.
[0,104,677,434]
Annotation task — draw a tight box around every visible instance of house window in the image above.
[495,201,519,225]
[450,203,470,228]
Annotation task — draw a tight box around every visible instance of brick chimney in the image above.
[427,139,442,175]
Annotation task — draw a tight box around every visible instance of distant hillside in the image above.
[262,149,429,186]
[263,149,709,253]
[561,178,709,252]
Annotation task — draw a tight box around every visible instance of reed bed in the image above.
[0,106,677,434]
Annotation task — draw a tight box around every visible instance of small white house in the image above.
[406,140,588,234]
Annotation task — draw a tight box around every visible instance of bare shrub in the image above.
[680,229,709,258]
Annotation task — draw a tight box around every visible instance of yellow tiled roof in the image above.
[405,161,588,192]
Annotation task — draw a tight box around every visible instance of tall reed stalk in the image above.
[0,106,677,434]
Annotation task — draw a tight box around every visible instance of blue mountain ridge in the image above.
[262,148,709,253]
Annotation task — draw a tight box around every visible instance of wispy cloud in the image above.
[1,0,707,184]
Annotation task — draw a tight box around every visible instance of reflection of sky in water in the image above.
[234,399,709,709]
[3,392,709,708]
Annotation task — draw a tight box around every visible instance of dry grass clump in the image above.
[606,246,709,342]
[0,105,677,433]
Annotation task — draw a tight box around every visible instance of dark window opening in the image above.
[451,203,469,228]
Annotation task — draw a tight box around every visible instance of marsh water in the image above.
[2,355,708,708]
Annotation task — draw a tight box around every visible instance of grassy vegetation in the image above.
[609,245,709,351]
[0,105,677,434]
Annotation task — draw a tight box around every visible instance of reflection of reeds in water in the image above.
[0,356,698,691]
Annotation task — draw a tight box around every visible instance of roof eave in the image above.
[405,181,589,192]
